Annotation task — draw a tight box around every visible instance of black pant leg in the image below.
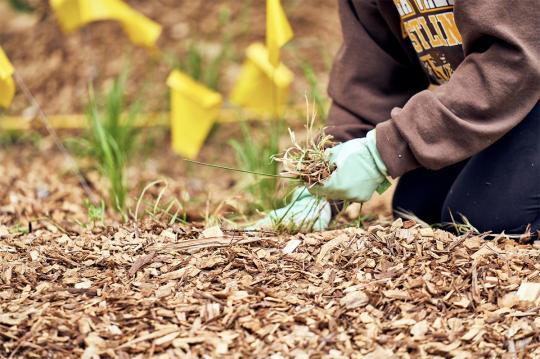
[441,102,540,236]
[392,161,466,224]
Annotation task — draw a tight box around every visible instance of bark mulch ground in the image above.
[1,219,539,358]
[1,146,539,358]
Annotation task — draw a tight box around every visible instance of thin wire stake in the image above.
[182,158,297,180]
[13,72,94,198]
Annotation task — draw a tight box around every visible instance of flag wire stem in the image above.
[182,158,296,180]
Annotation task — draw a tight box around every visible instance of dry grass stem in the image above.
[273,99,336,187]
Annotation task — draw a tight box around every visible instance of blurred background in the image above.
[0,0,391,230]
[1,0,340,114]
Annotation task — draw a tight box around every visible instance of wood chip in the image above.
[316,233,348,264]
[516,282,540,304]
[128,251,156,276]
[340,290,369,309]
[200,226,224,239]
[0,225,10,238]
[411,320,429,340]
[282,239,302,254]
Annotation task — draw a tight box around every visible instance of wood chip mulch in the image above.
[1,219,539,358]
[1,146,539,357]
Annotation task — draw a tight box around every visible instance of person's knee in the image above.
[392,165,465,224]
[441,194,538,235]
[440,202,498,233]
[393,191,441,224]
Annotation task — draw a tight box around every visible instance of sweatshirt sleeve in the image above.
[377,0,540,177]
[326,0,429,143]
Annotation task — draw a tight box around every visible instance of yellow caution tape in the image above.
[0,104,310,132]
[266,0,293,67]
[49,0,162,48]
[0,113,168,131]
[166,70,223,159]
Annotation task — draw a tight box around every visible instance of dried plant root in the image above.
[273,99,336,187]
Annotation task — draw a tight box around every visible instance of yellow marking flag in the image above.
[266,0,293,67]
[0,47,15,108]
[166,70,223,159]
[230,42,293,118]
[49,0,162,48]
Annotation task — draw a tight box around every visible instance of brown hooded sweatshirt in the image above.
[327,0,540,178]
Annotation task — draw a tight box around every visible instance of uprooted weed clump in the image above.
[273,103,336,187]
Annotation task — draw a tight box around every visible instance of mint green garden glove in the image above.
[249,187,331,232]
[310,129,390,203]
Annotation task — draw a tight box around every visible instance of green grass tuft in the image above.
[229,122,285,211]
[84,71,141,215]
[8,0,34,12]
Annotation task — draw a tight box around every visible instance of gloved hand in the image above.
[249,187,331,232]
[310,129,390,202]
